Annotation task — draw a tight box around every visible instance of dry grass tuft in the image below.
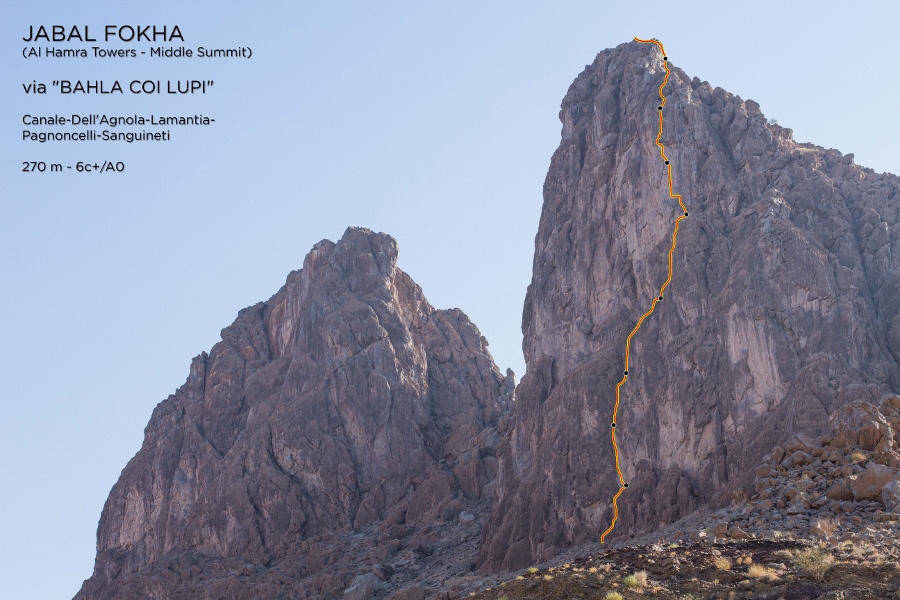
[747,563,766,577]
[850,540,879,559]
[747,564,778,581]
[714,557,732,571]
[812,517,838,538]
[604,592,624,600]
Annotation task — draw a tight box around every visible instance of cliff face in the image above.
[480,40,900,570]
[76,227,511,599]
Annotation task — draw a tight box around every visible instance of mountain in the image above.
[479,39,900,570]
[78,39,900,597]
[75,227,513,599]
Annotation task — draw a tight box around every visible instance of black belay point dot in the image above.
[658,105,663,111]
[624,483,629,488]
[665,160,670,165]
[663,56,668,61]
[624,370,629,375]
[611,423,616,428]
[658,296,663,301]
[684,212,689,216]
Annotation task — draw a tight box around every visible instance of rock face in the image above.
[76,227,511,599]
[480,40,900,570]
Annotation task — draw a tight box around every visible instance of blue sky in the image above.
[1,2,898,598]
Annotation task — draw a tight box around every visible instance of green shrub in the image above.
[795,547,834,582]
[621,569,650,588]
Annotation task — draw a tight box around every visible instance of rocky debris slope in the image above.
[462,394,900,599]
[481,39,900,570]
[702,395,900,549]
[76,227,513,599]
[467,538,900,599]
[464,397,900,599]
[449,393,900,598]
[597,396,900,550]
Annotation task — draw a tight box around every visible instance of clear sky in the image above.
[1,2,898,598]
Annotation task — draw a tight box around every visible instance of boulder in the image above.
[344,573,381,600]
[728,526,751,540]
[851,464,899,501]
[882,478,900,512]
[826,479,854,501]
[830,402,894,457]
[388,586,426,600]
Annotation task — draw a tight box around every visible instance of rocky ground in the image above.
[303,500,490,599]
[464,539,900,599]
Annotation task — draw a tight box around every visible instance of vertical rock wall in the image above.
[481,40,900,570]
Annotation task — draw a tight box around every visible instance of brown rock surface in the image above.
[851,463,898,500]
[883,479,900,512]
[76,227,511,599]
[481,39,900,570]
[388,585,426,600]
[826,480,853,502]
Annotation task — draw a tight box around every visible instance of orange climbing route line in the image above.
[600,37,688,544]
